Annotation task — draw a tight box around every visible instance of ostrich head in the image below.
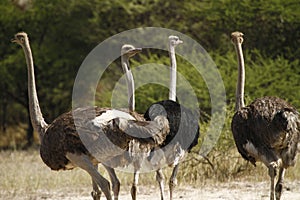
[11,32,28,46]
[121,44,142,58]
[231,31,244,45]
[169,35,183,47]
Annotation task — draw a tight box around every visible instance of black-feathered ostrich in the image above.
[144,35,200,200]
[12,32,170,200]
[230,31,300,200]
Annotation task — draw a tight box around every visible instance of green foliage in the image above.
[213,49,300,108]
[0,0,299,149]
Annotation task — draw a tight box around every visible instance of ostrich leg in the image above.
[91,165,120,200]
[91,166,102,200]
[104,166,120,200]
[91,179,101,200]
[169,164,179,200]
[156,169,165,200]
[131,170,139,200]
[66,153,112,200]
[268,164,277,200]
[275,167,285,200]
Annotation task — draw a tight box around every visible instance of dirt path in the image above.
[2,181,300,200]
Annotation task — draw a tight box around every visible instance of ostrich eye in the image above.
[18,36,25,42]
[238,37,243,43]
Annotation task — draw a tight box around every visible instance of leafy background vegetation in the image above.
[0,0,299,182]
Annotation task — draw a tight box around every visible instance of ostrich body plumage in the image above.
[144,100,199,155]
[232,96,299,168]
[41,106,169,171]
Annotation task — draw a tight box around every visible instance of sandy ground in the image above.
[2,181,300,200]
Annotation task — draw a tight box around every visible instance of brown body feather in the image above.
[232,97,300,168]
[40,107,169,171]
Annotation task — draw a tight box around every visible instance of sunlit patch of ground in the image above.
[1,150,299,200]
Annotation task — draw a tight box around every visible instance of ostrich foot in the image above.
[275,168,285,200]
[131,185,137,200]
[275,182,283,200]
[169,178,177,200]
[91,190,101,200]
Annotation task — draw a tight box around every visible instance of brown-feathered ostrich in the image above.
[120,43,141,200]
[230,31,300,200]
[144,35,200,200]
[12,32,170,200]
[119,44,165,200]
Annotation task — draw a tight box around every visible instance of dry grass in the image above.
[179,149,300,184]
[0,150,170,199]
[1,149,299,196]
[0,148,300,200]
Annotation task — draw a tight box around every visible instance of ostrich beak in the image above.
[132,48,142,53]
[11,38,17,43]
[127,48,142,56]
[178,40,183,44]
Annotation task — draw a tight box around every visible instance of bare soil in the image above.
[1,181,300,200]
[1,151,300,200]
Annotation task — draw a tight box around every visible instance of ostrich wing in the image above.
[113,116,169,146]
[231,107,257,166]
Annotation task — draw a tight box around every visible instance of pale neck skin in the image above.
[121,55,135,112]
[232,32,245,111]
[21,36,48,141]
[169,44,177,101]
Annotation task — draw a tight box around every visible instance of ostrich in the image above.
[113,43,163,200]
[120,43,140,200]
[230,31,300,200]
[12,32,170,200]
[120,44,156,200]
[144,35,200,200]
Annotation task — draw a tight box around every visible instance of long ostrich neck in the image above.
[169,44,177,101]
[234,41,245,111]
[23,41,48,141]
[121,56,135,112]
